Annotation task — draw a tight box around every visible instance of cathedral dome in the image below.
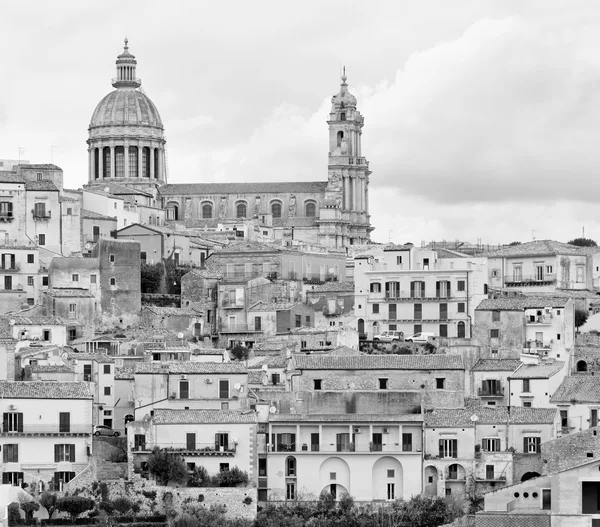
[331,73,357,108]
[89,88,163,129]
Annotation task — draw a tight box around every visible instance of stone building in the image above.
[86,41,372,248]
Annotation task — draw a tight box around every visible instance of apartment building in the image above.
[471,359,521,406]
[508,361,568,409]
[353,244,487,340]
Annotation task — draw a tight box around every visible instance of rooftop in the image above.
[293,354,463,370]
[510,361,565,379]
[269,413,423,423]
[66,351,115,363]
[133,361,247,375]
[31,364,74,373]
[550,376,600,403]
[152,409,256,425]
[81,209,117,221]
[425,406,557,427]
[472,359,522,372]
[476,297,570,311]
[482,239,586,258]
[25,181,59,192]
[141,306,202,316]
[48,288,95,298]
[159,181,328,196]
[305,281,355,293]
[0,381,92,399]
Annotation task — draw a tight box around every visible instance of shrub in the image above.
[230,345,249,362]
[142,491,157,500]
[212,466,249,487]
[111,497,133,515]
[147,449,188,485]
[55,496,95,522]
[39,493,59,519]
[20,501,40,523]
[187,466,211,487]
[8,502,21,526]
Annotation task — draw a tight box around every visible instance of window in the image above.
[410,281,425,298]
[92,225,100,242]
[486,465,495,480]
[305,315,311,326]
[110,277,116,286]
[109,254,115,263]
[490,329,500,338]
[104,386,111,396]
[523,401,532,408]
[439,438,458,458]
[219,379,229,399]
[180,380,189,399]
[285,457,296,477]
[258,458,267,477]
[202,202,213,219]
[301,340,307,349]
[492,311,500,322]
[59,412,70,433]
[0,201,12,219]
[387,483,395,500]
[379,378,388,389]
[66,207,72,216]
[491,349,498,357]
[2,413,23,433]
[43,329,50,341]
[103,364,111,374]
[286,482,296,500]
[219,463,230,472]
[3,276,11,291]
[370,282,381,293]
[457,280,465,292]
[91,274,97,284]
[414,324,422,335]
[396,256,402,265]
[402,433,412,452]
[3,444,18,463]
[27,276,34,286]
[68,304,76,319]
[522,379,530,393]
[55,444,75,462]
[83,364,92,382]
[437,281,451,298]
[275,433,296,452]
[236,202,247,218]
[72,274,79,283]
[542,489,551,510]
[457,302,465,313]
[295,314,301,328]
[34,202,46,217]
[336,433,351,452]
[314,379,322,390]
[482,438,501,452]
[523,436,541,453]
[271,202,282,218]
[414,303,422,320]
[439,324,448,337]
[42,276,48,286]
[27,254,34,264]
[436,378,445,389]
[305,201,316,217]
[38,234,45,246]
[373,303,379,314]
[27,298,34,306]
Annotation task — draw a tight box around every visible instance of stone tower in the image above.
[318,72,372,247]
[87,39,166,194]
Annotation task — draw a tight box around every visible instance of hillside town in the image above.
[3,39,600,527]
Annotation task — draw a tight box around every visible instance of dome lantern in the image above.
[112,38,141,89]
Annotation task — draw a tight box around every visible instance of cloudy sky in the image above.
[1,0,600,245]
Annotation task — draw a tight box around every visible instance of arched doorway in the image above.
[372,456,403,501]
[357,319,365,337]
[319,457,350,499]
[521,472,541,482]
[457,321,466,338]
[445,463,467,497]
[424,465,438,497]
[124,414,134,435]
[577,360,588,372]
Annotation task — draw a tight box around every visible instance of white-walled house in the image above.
[550,377,600,436]
[508,361,568,409]
[128,409,257,483]
[0,381,93,490]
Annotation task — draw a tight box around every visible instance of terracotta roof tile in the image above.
[81,209,117,221]
[510,361,565,379]
[482,240,586,258]
[305,281,355,293]
[153,409,256,424]
[476,297,569,311]
[32,364,74,373]
[472,359,522,372]
[269,413,423,423]
[25,181,59,191]
[0,381,92,399]
[550,376,600,403]
[159,181,328,196]
[133,361,246,374]
[293,354,463,370]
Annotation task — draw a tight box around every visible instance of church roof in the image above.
[159,181,328,196]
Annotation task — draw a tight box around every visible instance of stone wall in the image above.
[542,426,600,473]
[512,453,543,483]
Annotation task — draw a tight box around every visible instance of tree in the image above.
[508,241,521,246]
[141,262,164,294]
[576,309,589,332]
[111,497,133,516]
[397,495,450,527]
[568,238,597,247]
[19,501,39,523]
[39,492,59,519]
[55,496,95,522]
[212,466,249,487]
[147,448,188,485]
[7,503,21,526]
[230,344,249,362]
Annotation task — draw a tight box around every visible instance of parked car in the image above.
[404,332,435,343]
[373,330,404,342]
[94,425,120,437]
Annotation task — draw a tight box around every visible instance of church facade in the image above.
[87,42,372,248]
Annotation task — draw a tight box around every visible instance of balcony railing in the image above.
[32,210,51,221]
[132,442,236,454]
[0,265,20,272]
[504,274,556,284]
[478,386,505,397]
[373,291,460,301]
[271,442,417,454]
[524,340,552,350]
[221,298,245,308]
[0,424,91,435]
[219,323,262,333]
[0,213,14,223]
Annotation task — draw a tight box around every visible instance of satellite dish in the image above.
[61,351,68,361]
[104,187,110,193]
[329,268,335,274]
[234,383,241,391]
[9,320,15,326]
[177,332,184,339]
[470,415,479,422]
[269,406,277,414]
[84,242,92,251]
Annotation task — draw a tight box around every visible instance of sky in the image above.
[2,0,600,246]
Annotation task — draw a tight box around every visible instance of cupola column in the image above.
[124,139,130,179]
[98,145,104,180]
[137,145,142,178]
[150,146,155,179]
[110,145,115,178]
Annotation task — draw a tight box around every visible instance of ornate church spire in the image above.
[112,38,141,88]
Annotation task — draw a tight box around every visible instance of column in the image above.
[352,177,357,211]
[124,141,129,179]
[360,178,365,212]
[345,176,351,210]
[319,424,323,452]
[150,146,155,180]
[88,150,93,182]
[98,145,104,179]
[110,145,115,178]
[138,144,143,178]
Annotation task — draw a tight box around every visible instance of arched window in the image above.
[285,456,296,477]
[129,146,138,177]
[236,202,247,219]
[337,131,344,146]
[271,201,282,218]
[166,202,179,221]
[448,464,459,480]
[577,360,588,372]
[202,202,213,219]
[457,321,466,338]
[305,201,316,217]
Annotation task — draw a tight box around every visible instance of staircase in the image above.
[93,436,128,481]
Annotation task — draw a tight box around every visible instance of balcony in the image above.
[270,442,416,454]
[32,210,51,221]
[221,298,245,309]
[526,316,553,325]
[133,442,236,456]
[0,424,91,436]
[375,291,460,302]
[478,386,505,397]
[523,340,552,352]
[0,265,20,273]
[219,323,263,333]
[0,213,14,223]
[504,274,556,286]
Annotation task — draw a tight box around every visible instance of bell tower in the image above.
[320,70,372,247]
